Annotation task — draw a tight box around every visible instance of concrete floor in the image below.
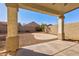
[17,39,79,56]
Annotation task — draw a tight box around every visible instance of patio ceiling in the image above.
[18,3,79,16]
[6,3,79,16]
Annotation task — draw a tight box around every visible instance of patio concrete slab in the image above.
[55,44,79,56]
[16,40,77,56]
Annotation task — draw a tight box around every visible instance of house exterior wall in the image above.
[22,22,40,32]
[0,23,7,34]
[0,22,40,33]
[0,22,22,34]
[23,25,39,32]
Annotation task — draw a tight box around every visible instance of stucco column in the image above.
[6,4,19,55]
[58,15,65,40]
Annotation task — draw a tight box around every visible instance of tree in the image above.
[36,26,42,31]
[40,24,47,31]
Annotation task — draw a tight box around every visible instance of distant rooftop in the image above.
[24,22,40,26]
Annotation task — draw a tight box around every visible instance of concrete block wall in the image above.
[44,23,79,40]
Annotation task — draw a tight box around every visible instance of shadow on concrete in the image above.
[16,48,50,56]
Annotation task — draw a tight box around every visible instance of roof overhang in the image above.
[6,3,79,16]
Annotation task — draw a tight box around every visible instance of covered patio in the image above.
[0,3,79,56]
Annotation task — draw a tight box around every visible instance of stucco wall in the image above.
[44,23,79,40]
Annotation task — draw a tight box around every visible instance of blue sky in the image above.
[0,3,79,25]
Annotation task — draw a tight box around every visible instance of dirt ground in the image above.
[0,32,57,51]
[19,32,57,47]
